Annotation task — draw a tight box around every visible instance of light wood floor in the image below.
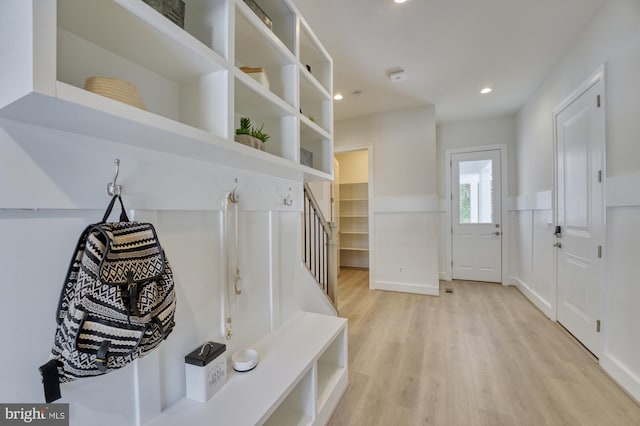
[328,268,640,426]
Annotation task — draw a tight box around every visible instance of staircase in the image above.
[302,182,339,307]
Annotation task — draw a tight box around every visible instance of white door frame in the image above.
[335,145,375,290]
[552,64,606,356]
[445,144,509,283]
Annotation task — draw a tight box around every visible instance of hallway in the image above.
[328,268,640,425]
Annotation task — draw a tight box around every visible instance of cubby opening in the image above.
[300,121,331,174]
[299,22,331,94]
[235,2,296,106]
[300,71,331,134]
[56,0,228,138]
[184,0,229,59]
[316,328,347,412]
[239,0,296,54]
[263,367,315,426]
[234,77,297,161]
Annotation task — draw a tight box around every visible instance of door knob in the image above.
[553,242,562,248]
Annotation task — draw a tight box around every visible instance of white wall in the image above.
[435,115,518,279]
[514,0,640,402]
[0,118,334,425]
[335,150,368,184]
[335,106,439,295]
[436,115,517,197]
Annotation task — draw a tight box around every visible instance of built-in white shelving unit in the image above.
[0,0,334,180]
[147,312,348,426]
[339,182,369,268]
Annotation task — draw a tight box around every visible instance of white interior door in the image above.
[555,76,604,356]
[451,150,502,282]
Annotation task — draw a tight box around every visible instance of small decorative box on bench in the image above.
[185,341,227,403]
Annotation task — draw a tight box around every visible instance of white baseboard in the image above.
[601,353,640,404]
[513,277,554,320]
[505,276,519,286]
[439,271,450,281]
[374,280,440,296]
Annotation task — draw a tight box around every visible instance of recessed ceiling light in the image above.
[334,93,344,101]
[481,87,492,94]
[394,0,408,4]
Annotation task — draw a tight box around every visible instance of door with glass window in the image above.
[451,149,502,282]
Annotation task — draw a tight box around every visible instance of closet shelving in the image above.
[0,0,334,181]
[339,182,369,268]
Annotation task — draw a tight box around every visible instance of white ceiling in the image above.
[291,0,607,123]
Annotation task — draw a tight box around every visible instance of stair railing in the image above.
[303,182,338,307]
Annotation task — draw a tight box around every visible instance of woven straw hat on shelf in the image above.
[83,77,146,110]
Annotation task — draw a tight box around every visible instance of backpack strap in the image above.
[102,195,130,223]
[39,359,62,403]
[95,340,111,373]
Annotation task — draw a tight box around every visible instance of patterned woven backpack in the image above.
[39,195,176,402]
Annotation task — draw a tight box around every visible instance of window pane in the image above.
[459,159,493,224]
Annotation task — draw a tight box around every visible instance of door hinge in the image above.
[598,245,602,258]
[598,170,603,183]
[451,260,453,267]
[451,227,453,234]
[596,320,601,333]
[450,193,453,201]
[597,95,601,108]
[450,160,453,167]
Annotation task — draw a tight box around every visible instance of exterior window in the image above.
[459,159,493,224]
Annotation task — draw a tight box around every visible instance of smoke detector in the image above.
[388,69,407,83]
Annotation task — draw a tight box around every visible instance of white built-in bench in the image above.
[146,312,348,426]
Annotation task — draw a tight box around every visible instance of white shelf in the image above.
[299,68,331,134]
[339,182,369,268]
[0,0,334,184]
[59,0,228,82]
[146,312,347,426]
[298,18,332,94]
[234,0,297,106]
[236,0,296,55]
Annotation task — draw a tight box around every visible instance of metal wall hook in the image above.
[284,187,293,206]
[228,178,240,204]
[106,159,122,196]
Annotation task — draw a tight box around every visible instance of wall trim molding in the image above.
[374,280,439,296]
[513,277,555,320]
[606,172,640,207]
[373,195,441,213]
[601,353,640,404]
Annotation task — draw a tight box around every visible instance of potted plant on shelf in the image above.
[234,117,269,151]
